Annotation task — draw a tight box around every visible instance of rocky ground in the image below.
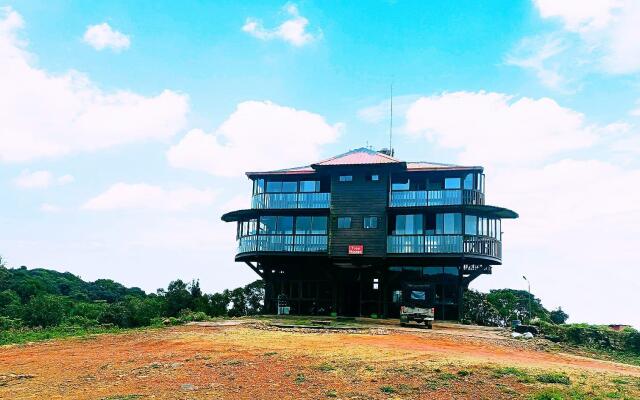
[0,320,638,399]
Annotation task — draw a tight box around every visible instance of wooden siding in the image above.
[329,169,389,257]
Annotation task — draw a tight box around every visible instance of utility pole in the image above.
[523,276,531,324]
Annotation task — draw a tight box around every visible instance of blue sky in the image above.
[1,1,639,326]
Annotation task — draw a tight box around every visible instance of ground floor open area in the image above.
[1,319,638,399]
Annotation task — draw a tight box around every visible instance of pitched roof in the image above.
[245,148,481,177]
[312,147,402,167]
[406,161,482,171]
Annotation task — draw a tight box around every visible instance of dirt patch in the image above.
[0,323,638,399]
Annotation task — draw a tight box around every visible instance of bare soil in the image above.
[1,321,639,399]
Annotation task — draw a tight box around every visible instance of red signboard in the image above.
[348,244,364,255]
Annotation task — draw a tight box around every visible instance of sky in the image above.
[1,0,639,327]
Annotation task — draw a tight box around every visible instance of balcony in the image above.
[238,234,328,254]
[387,234,501,259]
[389,189,484,207]
[251,192,331,209]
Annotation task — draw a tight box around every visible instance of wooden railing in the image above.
[387,234,501,258]
[238,235,328,254]
[251,192,330,209]
[389,189,484,207]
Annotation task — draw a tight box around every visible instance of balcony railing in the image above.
[251,192,331,209]
[387,234,501,258]
[389,189,484,207]
[238,234,328,254]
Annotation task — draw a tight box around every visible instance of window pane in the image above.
[259,216,277,233]
[277,216,293,234]
[266,181,282,193]
[442,213,461,234]
[412,214,424,234]
[394,215,406,235]
[463,173,474,190]
[311,216,327,234]
[370,174,380,181]
[392,179,410,191]
[299,181,319,192]
[465,215,477,235]
[295,216,312,234]
[339,175,353,182]
[497,219,501,240]
[281,181,297,193]
[248,219,257,235]
[443,267,459,276]
[444,177,461,189]
[255,179,265,194]
[364,216,378,229]
[337,217,351,229]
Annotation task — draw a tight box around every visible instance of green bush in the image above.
[0,316,23,330]
[536,372,570,385]
[538,321,640,355]
[178,309,209,322]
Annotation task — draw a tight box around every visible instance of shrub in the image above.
[0,316,23,330]
[536,372,570,385]
[177,309,208,322]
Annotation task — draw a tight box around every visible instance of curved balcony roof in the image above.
[387,204,518,219]
[221,207,329,222]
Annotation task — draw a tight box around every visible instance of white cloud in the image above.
[405,91,597,166]
[14,169,74,189]
[399,90,640,326]
[167,100,341,177]
[0,7,189,162]
[505,35,570,90]
[83,22,130,51]
[533,0,622,33]
[485,159,640,327]
[242,3,319,46]
[513,0,640,81]
[83,183,217,211]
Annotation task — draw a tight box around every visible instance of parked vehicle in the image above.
[399,283,435,329]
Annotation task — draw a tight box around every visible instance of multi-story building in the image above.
[221,148,517,319]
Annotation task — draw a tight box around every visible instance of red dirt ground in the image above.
[1,322,638,399]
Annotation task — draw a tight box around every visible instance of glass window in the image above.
[497,219,501,240]
[423,266,442,276]
[259,216,277,234]
[276,216,293,234]
[478,217,486,236]
[394,214,423,235]
[311,216,327,234]
[254,179,265,194]
[465,215,477,235]
[248,219,257,235]
[363,216,378,229]
[339,175,353,182]
[391,178,410,191]
[299,181,319,192]
[463,173,474,190]
[337,217,351,229]
[410,291,426,300]
[443,266,459,276]
[368,174,380,181]
[444,177,461,189]
[295,216,312,234]
[488,219,494,238]
[437,213,462,234]
[281,181,297,193]
[266,181,282,193]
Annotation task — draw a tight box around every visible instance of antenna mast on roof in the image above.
[389,81,394,157]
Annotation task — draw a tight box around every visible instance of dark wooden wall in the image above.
[328,167,389,257]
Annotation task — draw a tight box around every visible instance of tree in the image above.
[0,289,22,318]
[23,295,66,328]
[208,292,230,316]
[550,307,569,324]
[163,280,193,316]
[462,290,502,326]
[243,280,264,315]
